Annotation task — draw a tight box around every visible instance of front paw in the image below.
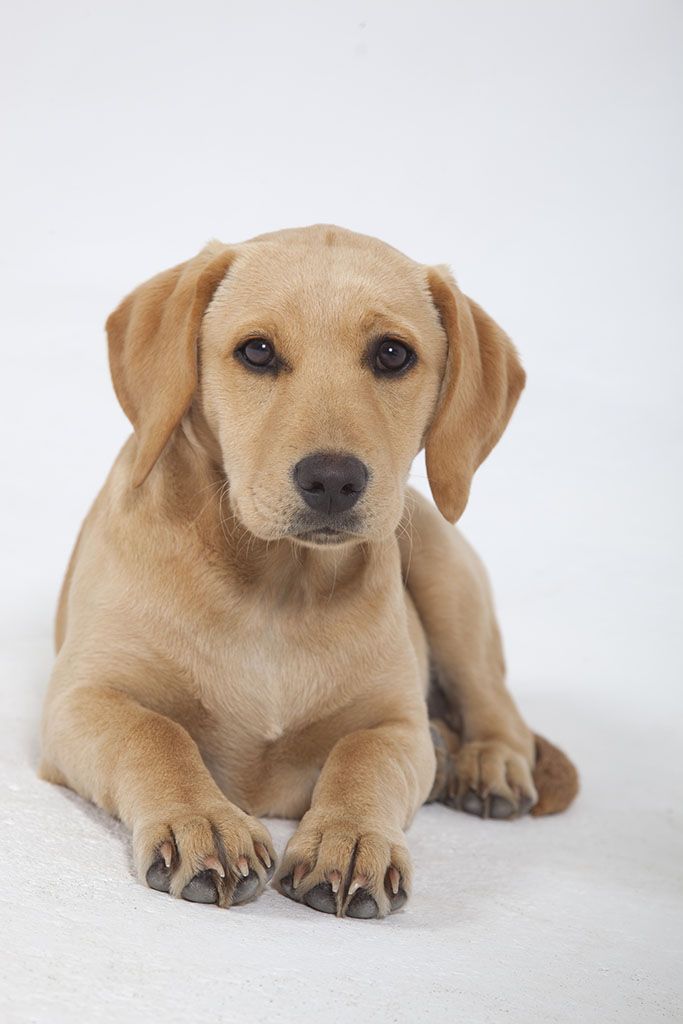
[135,803,276,908]
[446,740,537,820]
[276,813,411,919]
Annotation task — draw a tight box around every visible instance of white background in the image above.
[1,2,681,1022]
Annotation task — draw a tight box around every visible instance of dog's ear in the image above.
[424,266,526,523]
[106,244,235,487]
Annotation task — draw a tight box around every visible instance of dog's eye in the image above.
[238,338,277,369]
[374,337,415,374]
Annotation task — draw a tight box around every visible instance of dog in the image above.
[40,225,577,918]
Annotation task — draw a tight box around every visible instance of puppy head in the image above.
[107,226,524,545]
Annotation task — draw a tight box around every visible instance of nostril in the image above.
[294,452,369,515]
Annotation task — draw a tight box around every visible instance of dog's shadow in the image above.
[43,781,490,931]
[51,782,138,878]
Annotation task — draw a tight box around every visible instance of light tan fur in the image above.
[40,225,577,919]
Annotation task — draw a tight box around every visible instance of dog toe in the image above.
[461,790,484,816]
[279,873,297,900]
[304,882,337,914]
[232,869,260,905]
[489,795,515,819]
[346,888,379,919]
[388,887,408,912]
[181,870,219,904]
[146,858,171,893]
[440,740,538,821]
[517,794,535,816]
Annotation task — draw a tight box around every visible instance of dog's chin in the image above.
[289,526,362,548]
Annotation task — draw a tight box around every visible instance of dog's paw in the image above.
[276,813,411,919]
[135,803,276,908]
[445,739,538,820]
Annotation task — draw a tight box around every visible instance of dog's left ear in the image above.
[106,243,235,487]
[424,266,526,523]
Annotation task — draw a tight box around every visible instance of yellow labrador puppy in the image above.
[40,225,577,919]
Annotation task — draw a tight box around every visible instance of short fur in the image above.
[41,225,577,918]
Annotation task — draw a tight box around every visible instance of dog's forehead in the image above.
[211,230,437,335]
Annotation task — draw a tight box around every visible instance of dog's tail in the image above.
[530,733,579,816]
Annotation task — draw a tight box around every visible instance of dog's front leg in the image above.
[276,716,435,918]
[41,683,276,906]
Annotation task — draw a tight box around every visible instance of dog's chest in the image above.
[195,586,416,816]
[205,594,390,732]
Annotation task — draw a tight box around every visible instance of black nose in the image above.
[294,452,368,514]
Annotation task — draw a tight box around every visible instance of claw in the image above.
[387,866,400,896]
[159,841,174,869]
[233,869,260,905]
[203,855,225,878]
[328,870,341,894]
[389,887,408,913]
[236,856,250,878]
[348,874,368,897]
[254,842,271,869]
[292,863,308,889]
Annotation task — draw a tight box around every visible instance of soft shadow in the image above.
[50,782,136,877]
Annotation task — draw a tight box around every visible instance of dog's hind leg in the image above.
[400,487,578,818]
[426,714,578,817]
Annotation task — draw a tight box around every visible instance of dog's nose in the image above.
[294,453,368,514]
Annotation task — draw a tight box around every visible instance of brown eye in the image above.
[374,337,415,374]
[238,338,276,369]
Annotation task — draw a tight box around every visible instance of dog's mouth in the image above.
[290,526,358,547]
[288,511,363,547]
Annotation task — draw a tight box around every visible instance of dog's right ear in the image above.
[106,243,235,487]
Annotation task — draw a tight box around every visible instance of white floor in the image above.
[1,570,681,1023]
[2,1,682,1021]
